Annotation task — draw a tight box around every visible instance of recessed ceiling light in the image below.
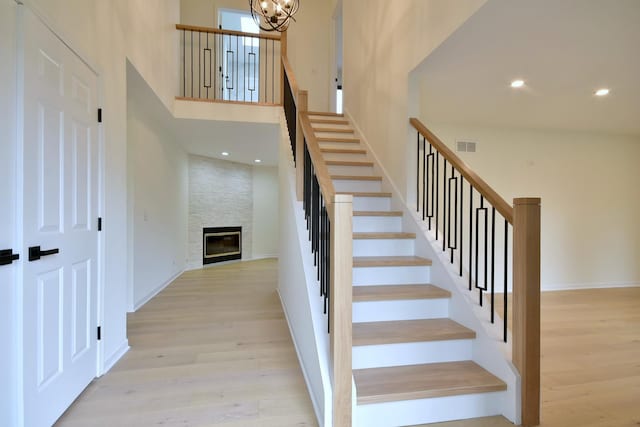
[510,79,525,88]
[594,88,610,97]
[254,159,262,163]
[221,152,229,156]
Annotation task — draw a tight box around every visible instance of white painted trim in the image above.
[133,269,185,312]
[101,339,130,375]
[278,290,323,426]
[542,281,640,292]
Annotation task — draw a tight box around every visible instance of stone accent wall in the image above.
[188,155,253,269]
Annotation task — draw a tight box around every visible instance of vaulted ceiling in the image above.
[418,0,640,136]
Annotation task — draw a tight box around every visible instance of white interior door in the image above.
[21,8,100,426]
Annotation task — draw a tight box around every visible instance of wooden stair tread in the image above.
[353,318,475,346]
[313,127,355,134]
[332,175,382,181]
[310,118,350,125]
[353,210,402,217]
[353,284,451,302]
[321,148,367,154]
[307,111,344,117]
[326,160,373,167]
[354,361,507,404]
[317,137,360,143]
[337,192,391,198]
[353,232,415,240]
[353,256,432,267]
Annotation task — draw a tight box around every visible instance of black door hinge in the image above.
[97,326,101,340]
[98,217,102,231]
[98,108,102,123]
[0,249,20,266]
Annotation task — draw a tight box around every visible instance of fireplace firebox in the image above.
[203,226,242,265]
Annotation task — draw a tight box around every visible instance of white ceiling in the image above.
[418,0,640,136]
[127,63,279,167]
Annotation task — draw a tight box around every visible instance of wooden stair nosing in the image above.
[307,111,344,117]
[353,284,451,302]
[331,175,382,182]
[353,210,402,217]
[353,232,416,240]
[317,137,360,143]
[337,192,391,198]
[310,118,350,125]
[352,318,475,346]
[321,148,367,154]
[313,127,355,134]
[353,361,507,405]
[326,160,374,167]
[353,256,432,267]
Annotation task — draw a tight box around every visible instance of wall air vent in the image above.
[456,140,477,153]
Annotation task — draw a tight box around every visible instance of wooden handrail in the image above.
[299,112,337,205]
[409,118,513,224]
[175,24,281,41]
[282,57,299,106]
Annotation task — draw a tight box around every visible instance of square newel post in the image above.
[513,197,541,427]
[295,90,308,201]
[330,194,353,427]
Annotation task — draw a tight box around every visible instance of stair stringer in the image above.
[278,113,333,427]
[344,110,521,425]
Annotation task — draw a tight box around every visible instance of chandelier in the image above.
[249,0,300,32]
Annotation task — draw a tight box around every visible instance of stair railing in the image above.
[176,24,282,104]
[410,117,540,427]
[282,43,353,426]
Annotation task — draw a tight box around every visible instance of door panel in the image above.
[22,8,99,426]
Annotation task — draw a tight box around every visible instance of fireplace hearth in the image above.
[203,227,242,265]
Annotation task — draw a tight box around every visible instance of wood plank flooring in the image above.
[56,259,317,427]
[414,287,640,427]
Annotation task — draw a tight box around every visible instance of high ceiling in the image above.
[418,0,640,136]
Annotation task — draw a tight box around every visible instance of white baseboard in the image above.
[102,339,129,374]
[542,281,640,292]
[133,269,185,311]
[277,290,324,427]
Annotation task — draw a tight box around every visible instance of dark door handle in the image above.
[28,246,60,262]
[0,249,20,266]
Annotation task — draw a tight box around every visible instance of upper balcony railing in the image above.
[176,24,282,105]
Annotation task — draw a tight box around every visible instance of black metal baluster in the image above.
[459,176,464,277]
[190,30,194,97]
[435,152,439,241]
[443,159,448,252]
[416,132,420,214]
[504,219,509,342]
[491,207,496,323]
[272,39,275,103]
[198,31,201,99]
[469,186,473,291]
[422,137,427,221]
[427,146,434,230]
[182,30,185,97]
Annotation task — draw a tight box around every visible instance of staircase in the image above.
[308,112,508,426]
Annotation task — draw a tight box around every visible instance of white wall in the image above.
[252,166,279,258]
[127,64,189,310]
[342,0,487,200]
[0,1,18,425]
[427,122,640,290]
[187,155,254,269]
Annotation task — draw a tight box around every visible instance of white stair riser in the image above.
[317,142,362,150]
[333,180,382,193]
[353,298,449,322]
[351,196,390,211]
[352,339,472,369]
[355,391,506,427]
[322,152,368,161]
[327,165,374,176]
[353,265,430,285]
[353,216,402,232]
[353,239,415,257]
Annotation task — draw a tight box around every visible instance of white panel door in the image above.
[21,8,99,427]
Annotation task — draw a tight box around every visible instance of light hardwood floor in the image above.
[416,287,640,427]
[56,259,317,427]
